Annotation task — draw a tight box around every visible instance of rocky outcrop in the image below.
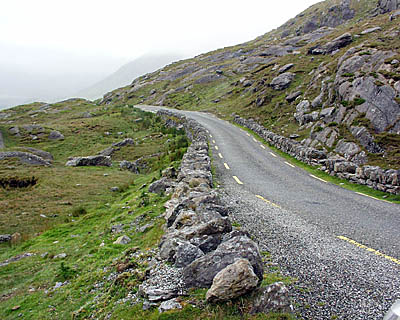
[377,0,400,14]
[65,155,112,167]
[309,33,352,55]
[0,151,51,166]
[0,131,4,149]
[234,115,400,194]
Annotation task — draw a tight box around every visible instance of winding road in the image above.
[140,105,400,319]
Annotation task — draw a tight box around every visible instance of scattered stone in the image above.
[206,259,259,302]
[41,252,49,258]
[11,305,20,311]
[278,63,294,74]
[53,253,67,259]
[158,298,182,313]
[0,253,35,267]
[113,235,131,245]
[48,130,64,140]
[250,282,293,314]
[112,138,135,147]
[111,224,124,233]
[110,186,119,192]
[0,151,51,166]
[361,27,382,35]
[286,91,302,103]
[0,234,11,242]
[270,72,295,90]
[65,155,112,167]
[9,126,20,135]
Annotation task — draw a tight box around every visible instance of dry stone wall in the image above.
[234,115,400,195]
[140,110,292,313]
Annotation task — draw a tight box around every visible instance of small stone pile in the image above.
[139,110,292,314]
[234,115,400,194]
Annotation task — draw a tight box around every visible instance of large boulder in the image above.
[48,130,64,140]
[149,177,176,194]
[270,73,295,90]
[183,235,263,289]
[65,155,112,167]
[206,259,259,302]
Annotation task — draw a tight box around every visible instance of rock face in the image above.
[251,282,293,314]
[48,130,64,140]
[206,259,259,302]
[0,151,51,166]
[270,73,295,90]
[378,0,400,13]
[65,155,112,167]
[309,33,352,55]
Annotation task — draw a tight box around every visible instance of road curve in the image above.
[140,105,400,319]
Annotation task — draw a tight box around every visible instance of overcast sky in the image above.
[1,0,321,76]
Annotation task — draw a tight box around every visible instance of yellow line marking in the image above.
[209,134,212,138]
[215,145,219,151]
[310,174,328,183]
[355,192,391,203]
[269,152,277,158]
[218,153,223,159]
[224,163,230,170]
[253,137,257,142]
[337,236,400,266]
[233,176,243,185]
[260,145,266,149]
[246,133,250,137]
[212,139,216,144]
[256,195,281,209]
[285,161,295,168]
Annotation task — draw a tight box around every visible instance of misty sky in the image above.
[1,0,321,107]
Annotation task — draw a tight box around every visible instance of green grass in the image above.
[235,123,400,204]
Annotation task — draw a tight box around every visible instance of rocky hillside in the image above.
[100,0,400,171]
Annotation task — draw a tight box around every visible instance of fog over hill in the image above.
[76,54,183,100]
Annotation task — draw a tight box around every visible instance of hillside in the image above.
[77,54,183,100]
[101,0,400,173]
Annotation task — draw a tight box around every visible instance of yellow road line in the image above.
[209,134,213,138]
[212,139,216,144]
[260,145,266,149]
[285,161,295,168]
[233,176,243,185]
[256,195,281,209]
[246,133,250,137]
[310,174,328,183]
[218,153,223,159]
[253,137,257,142]
[337,236,400,266]
[355,192,391,203]
[215,145,219,151]
[269,152,277,158]
[224,163,230,170]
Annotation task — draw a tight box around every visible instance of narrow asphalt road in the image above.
[140,106,400,319]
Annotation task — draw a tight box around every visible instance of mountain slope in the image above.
[76,54,183,100]
[100,0,400,175]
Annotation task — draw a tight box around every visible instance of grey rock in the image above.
[53,253,67,259]
[66,155,112,167]
[390,9,400,19]
[110,186,119,192]
[98,147,114,157]
[22,124,44,133]
[350,126,383,153]
[259,45,296,57]
[378,0,400,14]
[394,81,400,93]
[335,140,361,158]
[286,91,302,103]
[361,27,382,35]
[320,107,336,120]
[113,235,131,245]
[251,282,292,314]
[48,130,64,140]
[183,235,263,289]
[0,234,12,242]
[270,72,295,90]
[9,126,20,135]
[20,147,53,161]
[206,259,259,302]
[309,33,352,55]
[158,298,182,313]
[160,238,204,268]
[296,100,311,114]
[278,63,294,74]
[112,138,135,147]
[0,151,51,166]
[149,177,176,194]
[119,160,139,173]
[111,224,124,233]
